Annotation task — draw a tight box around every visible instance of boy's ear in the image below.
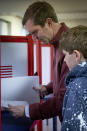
[73,50,82,62]
[46,18,53,26]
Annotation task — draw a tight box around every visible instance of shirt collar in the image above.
[50,23,69,46]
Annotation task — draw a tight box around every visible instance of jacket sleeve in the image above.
[29,96,59,120]
[29,62,69,121]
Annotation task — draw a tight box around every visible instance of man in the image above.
[8,1,69,122]
[59,25,87,131]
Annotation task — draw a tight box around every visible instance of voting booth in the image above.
[0,35,38,131]
[0,35,58,131]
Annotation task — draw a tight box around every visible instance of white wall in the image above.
[57,13,87,27]
[0,15,23,36]
[0,13,87,36]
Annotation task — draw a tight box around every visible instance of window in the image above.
[0,19,11,35]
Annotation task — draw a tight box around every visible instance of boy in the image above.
[60,25,87,131]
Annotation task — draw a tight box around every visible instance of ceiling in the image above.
[0,0,87,18]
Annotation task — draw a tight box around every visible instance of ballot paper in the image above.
[1,76,40,109]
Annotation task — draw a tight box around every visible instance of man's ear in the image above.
[73,50,82,62]
[46,18,53,27]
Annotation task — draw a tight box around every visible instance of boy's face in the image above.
[63,50,80,70]
[25,19,54,43]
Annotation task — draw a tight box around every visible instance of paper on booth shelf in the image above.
[1,76,40,108]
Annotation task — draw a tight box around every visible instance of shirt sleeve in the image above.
[25,104,30,118]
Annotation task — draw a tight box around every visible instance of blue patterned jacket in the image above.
[61,61,87,131]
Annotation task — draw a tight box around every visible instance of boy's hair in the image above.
[60,25,87,59]
[22,1,58,27]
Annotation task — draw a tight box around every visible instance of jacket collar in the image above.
[50,23,69,46]
[65,61,87,86]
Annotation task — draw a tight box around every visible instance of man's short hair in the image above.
[22,1,58,27]
[60,25,87,59]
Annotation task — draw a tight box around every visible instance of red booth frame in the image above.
[0,35,54,131]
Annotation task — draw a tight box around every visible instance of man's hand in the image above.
[7,104,25,118]
[33,85,48,98]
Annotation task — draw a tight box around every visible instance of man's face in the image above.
[63,50,79,71]
[25,19,53,43]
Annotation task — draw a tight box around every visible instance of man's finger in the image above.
[4,107,9,111]
[32,87,40,92]
[8,104,14,108]
[32,86,38,90]
[12,112,19,118]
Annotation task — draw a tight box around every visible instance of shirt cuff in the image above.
[25,104,30,118]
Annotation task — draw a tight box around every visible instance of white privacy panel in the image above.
[1,42,28,76]
[0,20,10,35]
[1,22,9,35]
[42,47,51,85]
[1,76,40,105]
